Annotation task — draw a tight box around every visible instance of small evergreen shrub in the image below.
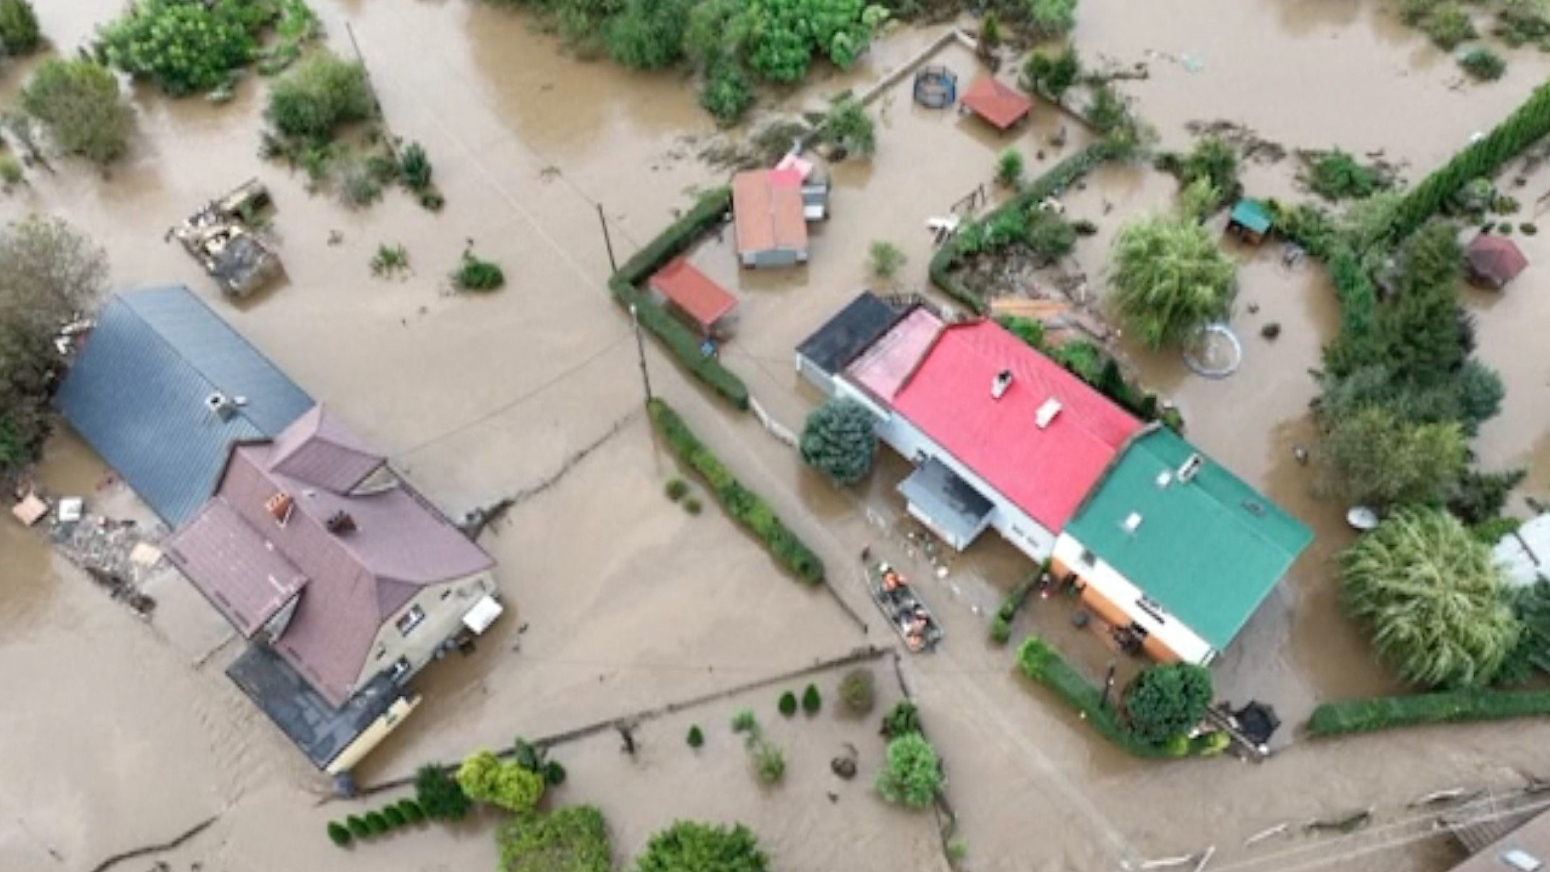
[801,683,822,715]
[665,478,689,501]
[382,806,406,828]
[542,760,567,786]
[683,497,703,515]
[1460,46,1506,81]
[453,251,506,291]
[778,690,798,717]
[399,142,433,191]
[346,815,369,838]
[687,724,705,747]
[365,811,389,834]
[327,820,352,846]
[399,798,425,823]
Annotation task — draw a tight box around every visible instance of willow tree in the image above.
[1109,213,1236,349]
[1340,508,1520,688]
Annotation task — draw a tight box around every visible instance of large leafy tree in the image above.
[0,217,108,471]
[1122,663,1213,744]
[799,398,877,485]
[1322,406,1466,509]
[874,732,942,809]
[1109,213,1236,348]
[1340,508,1520,688]
[98,0,265,96]
[635,820,769,872]
[19,59,134,165]
[457,751,546,814]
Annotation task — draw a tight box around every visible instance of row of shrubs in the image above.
[1015,636,1225,758]
[610,188,749,410]
[929,141,1119,314]
[989,574,1040,645]
[647,398,825,583]
[1308,686,1550,736]
[327,798,428,846]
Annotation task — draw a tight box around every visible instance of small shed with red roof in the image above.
[960,77,1032,131]
[733,169,809,268]
[1466,234,1528,290]
[649,257,738,336]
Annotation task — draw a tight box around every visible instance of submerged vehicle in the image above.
[173,179,282,298]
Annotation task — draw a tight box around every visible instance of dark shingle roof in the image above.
[54,286,313,525]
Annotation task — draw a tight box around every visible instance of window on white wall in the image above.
[396,604,425,636]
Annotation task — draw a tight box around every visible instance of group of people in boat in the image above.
[876,561,941,652]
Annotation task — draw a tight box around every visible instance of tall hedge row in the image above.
[647,398,825,583]
[1308,687,1550,736]
[609,187,750,410]
[1391,82,1550,238]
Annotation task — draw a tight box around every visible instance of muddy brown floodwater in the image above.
[6,1,1550,871]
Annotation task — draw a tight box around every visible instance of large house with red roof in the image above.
[796,295,1311,664]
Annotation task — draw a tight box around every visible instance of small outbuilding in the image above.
[648,257,739,337]
[960,76,1032,131]
[1226,199,1273,245]
[733,168,808,269]
[1466,233,1528,290]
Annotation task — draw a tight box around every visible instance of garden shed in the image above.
[648,257,739,337]
[1465,234,1528,289]
[733,168,808,268]
[1226,199,1273,245]
[960,77,1032,131]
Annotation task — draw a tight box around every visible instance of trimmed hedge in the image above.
[1392,82,1550,238]
[610,187,749,410]
[1016,636,1169,758]
[647,398,825,583]
[1308,687,1550,736]
[989,574,1039,645]
[930,141,1120,314]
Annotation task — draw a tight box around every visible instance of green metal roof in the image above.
[1064,427,1312,651]
[1230,199,1273,234]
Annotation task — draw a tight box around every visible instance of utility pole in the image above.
[596,203,618,274]
[629,303,653,404]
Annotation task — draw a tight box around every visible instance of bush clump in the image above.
[457,750,546,814]
[1305,149,1389,201]
[635,820,769,872]
[801,683,822,715]
[1022,45,1081,101]
[869,240,907,279]
[19,59,134,165]
[1460,46,1507,81]
[1122,664,1214,744]
[665,478,689,501]
[1421,2,1476,49]
[700,63,756,124]
[996,148,1025,188]
[266,51,375,143]
[838,668,875,716]
[453,251,506,292]
[648,399,824,583]
[880,701,921,739]
[415,764,472,821]
[99,0,267,95]
[0,0,40,56]
[398,798,425,823]
[875,732,942,809]
[687,724,705,747]
[498,805,613,872]
[778,690,798,717]
[751,738,785,784]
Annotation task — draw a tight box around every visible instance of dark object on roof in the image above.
[795,292,905,377]
[1467,234,1528,290]
[1232,700,1281,746]
[961,77,1032,131]
[226,642,404,771]
[54,286,313,525]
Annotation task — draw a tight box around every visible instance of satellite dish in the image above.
[1346,506,1380,531]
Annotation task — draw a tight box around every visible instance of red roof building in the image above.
[1466,234,1528,289]
[841,309,1141,554]
[733,169,809,268]
[649,257,738,334]
[961,77,1033,131]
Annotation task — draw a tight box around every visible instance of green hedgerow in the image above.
[687,724,705,747]
[382,805,406,828]
[398,798,425,823]
[778,690,797,717]
[346,815,369,838]
[364,810,389,835]
[801,683,821,715]
[327,820,352,846]
[665,478,689,501]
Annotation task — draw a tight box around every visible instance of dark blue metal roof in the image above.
[55,286,313,526]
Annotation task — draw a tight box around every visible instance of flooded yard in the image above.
[6,0,1550,870]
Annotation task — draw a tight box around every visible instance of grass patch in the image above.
[647,398,824,583]
[1308,687,1550,735]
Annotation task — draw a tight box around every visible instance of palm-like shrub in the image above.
[1109,214,1236,348]
[1340,508,1520,687]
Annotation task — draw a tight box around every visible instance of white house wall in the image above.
[1052,533,1215,664]
[837,376,1057,562]
[353,570,498,693]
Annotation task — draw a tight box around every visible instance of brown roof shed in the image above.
[1467,234,1528,289]
[733,169,808,263]
[961,77,1032,131]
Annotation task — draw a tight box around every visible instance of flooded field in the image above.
[5,0,1550,870]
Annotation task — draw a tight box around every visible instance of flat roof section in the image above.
[795,292,905,376]
[899,457,994,547]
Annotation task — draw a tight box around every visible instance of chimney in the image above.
[991,369,1013,399]
[1122,512,1143,534]
[206,391,237,421]
[1177,453,1204,483]
[326,510,356,535]
[1035,397,1062,429]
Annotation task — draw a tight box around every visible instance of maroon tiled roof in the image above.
[962,77,1032,131]
[166,499,308,637]
[172,406,494,706]
[269,405,386,493]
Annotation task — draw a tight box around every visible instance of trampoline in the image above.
[1182,322,1243,379]
[914,65,958,109]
